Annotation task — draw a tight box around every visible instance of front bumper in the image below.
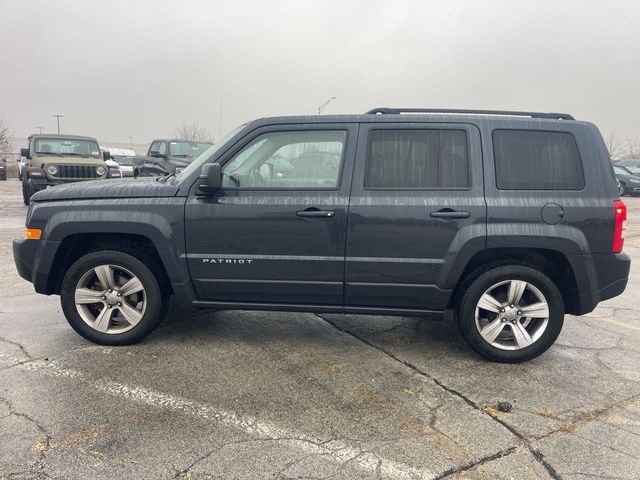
[13,238,61,294]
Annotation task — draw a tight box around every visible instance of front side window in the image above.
[493,130,584,190]
[34,138,100,157]
[158,142,167,155]
[364,129,469,189]
[222,130,346,189]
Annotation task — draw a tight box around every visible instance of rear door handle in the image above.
[296,208,335,218]
[430,209,471,219]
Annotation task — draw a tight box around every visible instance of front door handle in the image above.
[430,209,471,219]
[296,208,335,218]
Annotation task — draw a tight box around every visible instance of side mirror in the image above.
[20,148,30,159]
[102,150,111,161]
[199,163,222,191]
[149,150,165,158]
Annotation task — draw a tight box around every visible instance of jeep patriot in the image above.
[13,108,630,362]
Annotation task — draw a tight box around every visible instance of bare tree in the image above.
[175,123,214,142]
[606,131,623,162]
[624,138,640,160]
[0,119,13,153]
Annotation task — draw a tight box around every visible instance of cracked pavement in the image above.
[1,178,639,479]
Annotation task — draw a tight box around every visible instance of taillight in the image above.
[613,199,626,253]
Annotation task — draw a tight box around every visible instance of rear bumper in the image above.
[569,252,630,315]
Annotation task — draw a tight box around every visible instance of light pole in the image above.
[318,97,336,115]
[37,126,44,134]
[52,114,64,134]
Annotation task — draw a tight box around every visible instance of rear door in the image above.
[345,122,485,311]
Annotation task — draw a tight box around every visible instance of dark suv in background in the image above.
[13,108,630,363]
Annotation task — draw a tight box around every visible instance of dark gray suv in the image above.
[13,108,630,363]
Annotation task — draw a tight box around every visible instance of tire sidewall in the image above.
[458,265,564,363]
[60,250,164,345]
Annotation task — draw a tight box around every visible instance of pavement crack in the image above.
[0,396,52,477]
[0,335,33,361]
[315,314,563,480]
[433,445,519,479]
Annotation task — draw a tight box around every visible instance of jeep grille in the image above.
[56,165,98,179]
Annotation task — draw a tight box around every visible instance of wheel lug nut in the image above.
[511,320,516,324]
[117,293,121,297]
[500,308,505,313]
[107,305,112,309]
[517,311,522,315]
[501,318,506,322]
[101,296,106,300]
[117,303,122,306]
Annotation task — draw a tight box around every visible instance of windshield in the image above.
[173,126,244,184]
[112,155,135,166]
[622,165,640,174]
[169,141,212,157]
[34,138,100,157]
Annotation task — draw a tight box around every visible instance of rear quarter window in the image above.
[493,130,584,190]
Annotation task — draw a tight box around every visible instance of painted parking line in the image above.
[18,359,433,480]
[594,317,640,333]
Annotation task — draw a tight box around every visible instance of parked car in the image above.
[20,134,122,205]
[13,108,630,363]
[613,164,640,196]
[100,147,138,177]
[0,159,7,180]
[617,178,624,196]
[136,138,213,177]
[617,159,640,175]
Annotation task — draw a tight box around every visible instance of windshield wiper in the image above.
[64,153,92,158]
[158,170,178,183]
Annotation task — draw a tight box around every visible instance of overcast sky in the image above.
[1,0,639,145]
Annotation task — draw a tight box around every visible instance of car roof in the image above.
[155,139,214,144]
[243,112,588,130]
[28,134,99,141]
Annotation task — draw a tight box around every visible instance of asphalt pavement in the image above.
[1,178,639,480]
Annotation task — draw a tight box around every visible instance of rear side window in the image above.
[364,129,469,189]
[493,130,584,190]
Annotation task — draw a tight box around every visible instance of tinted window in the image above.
[222,130,346,189]
[493,130,584,190]
[364,129,469,189]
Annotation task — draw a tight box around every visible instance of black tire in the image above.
[457,264,564,363]
[620,182,628,196]
[60,250,167,345]
[22,178,32,205]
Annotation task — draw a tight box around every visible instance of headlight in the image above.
[46,165,58,175]
[96,166,106,176]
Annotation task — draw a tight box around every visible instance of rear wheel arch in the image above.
[448,247,580,315]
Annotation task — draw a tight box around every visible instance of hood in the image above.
[31,177,180,202]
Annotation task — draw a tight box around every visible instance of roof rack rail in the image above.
[365,108,575,120]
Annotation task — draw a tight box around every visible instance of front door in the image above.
[345,122,486,311]
[185,124,357,305]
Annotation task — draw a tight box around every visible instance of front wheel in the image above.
[620,182,628,196]
[60,250,166,345]
[457,265,564,363]
[22,178,32,205]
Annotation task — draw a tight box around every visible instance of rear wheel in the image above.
[457,265,564,363]
[60,250,166,345]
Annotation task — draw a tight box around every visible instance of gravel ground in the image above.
[1,177,639,480]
